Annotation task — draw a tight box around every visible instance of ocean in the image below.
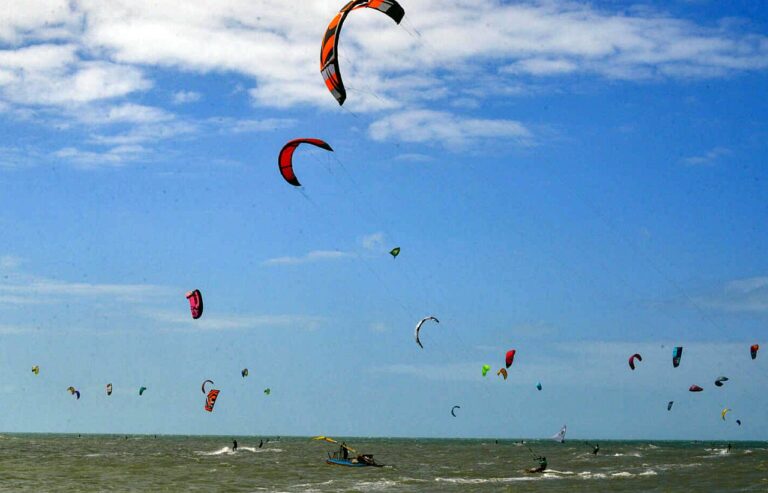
[0,435,765,492]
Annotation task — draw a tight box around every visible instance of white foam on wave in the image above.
[611,472,635,478]
[435,476,547,484]
[195,446,284,456]
[352,480,400,491]
[196,446,234,456]
[639,470,658,476]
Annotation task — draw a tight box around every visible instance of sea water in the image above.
[0,435,765,492]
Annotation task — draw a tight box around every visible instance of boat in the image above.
[325,453,383,467]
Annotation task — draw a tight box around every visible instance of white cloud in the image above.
[361,232,385,251]
[172,90,201,104]
[696,276,768,313]
[148,310,325,331]
[53,145,147,168]
[369,109,532,149]
[214,117,297,134]
[77,103,174,124]
[682,147,731,166]
[0,255,23,270]
[263,250,353,266]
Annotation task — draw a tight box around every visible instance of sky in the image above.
[0,0,766,440]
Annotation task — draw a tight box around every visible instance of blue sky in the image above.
[0,0,766,440]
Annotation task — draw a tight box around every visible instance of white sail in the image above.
[552,425,567,443]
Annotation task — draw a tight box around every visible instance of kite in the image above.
[497,368,508,380]
[736,419,742,426]
[482,364,491,377]
[751,344,759,360]
[139,386,147,396]
[552,425,567,443]
[186,289,203,319]
[264,388,271,395]
[202,379,214,394]
[667,401,674,411]
[689,385,703,392]
[241,368,249,378]
[714,376,729,387]
[313,436,338,443]
[721,408,731,421]
[389,247,401,258]
[628,353,642,370]
[204,389,219,412]
[414,316,439,349]
[451,405,460,417]
[320,0,405,105]
[68,387,80,400]
[505,350,516,369]
[278,138,333,187]
[672,347,683,368]
[31,366,39,375]
[536,382,542,391]
[106,383,113,396]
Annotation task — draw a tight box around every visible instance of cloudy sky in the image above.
[0,0,766,440]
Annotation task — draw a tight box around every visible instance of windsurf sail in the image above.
[552,425,567,443]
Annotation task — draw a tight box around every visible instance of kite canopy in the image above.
[320,0,406,105]
[106,383,113,396]
[552,425,567,443]
[714,376,729,387]
[31,366,39,375]
[264,388,271,395]
[536,382,543,391]
[505,350,516,369]
[389,247,401,258]
[628,353,642,370]
[414,316,439,349]
[202,379,214,394]
[751,344,759,360]
[672,347,683,368]
[278,138,333,187]
[204,389,219,412]
[451,405,460,417]
[497,368,508,380]
[186,289,203,319]
[139,386,147,396]
[313,436,338,443]
[721,408,731,421]
[75,390,80,400]
[667,401,674,411]
[736,419,742,426]
[481,364,491,377]
[689,385,703,392]
[67,386,76,395]
[241,368,249,378]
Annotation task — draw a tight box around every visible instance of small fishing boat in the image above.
[325,453,383,467]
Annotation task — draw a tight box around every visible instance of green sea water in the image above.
[0,435,765,492]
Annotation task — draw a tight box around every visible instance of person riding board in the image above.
[593,443,600,455]
[528,456,547,473]
[232,439,238,451]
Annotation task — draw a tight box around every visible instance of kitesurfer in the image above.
[232,439,238,451]
[727,443,732,453]
[593,443,600,455]
[529,456,548,473]
[259,439,263,449]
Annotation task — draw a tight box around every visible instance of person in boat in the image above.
[232,439,238,451]
[529,456,548,473]
[592,443,600,455]
[340,442,350,460]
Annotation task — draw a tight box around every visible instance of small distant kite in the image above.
[505,350,516,369]
[31,366,39,375]
[751,344,759,360]
[736,419,742,426]
[714,376,729,387]
[264,388,271,395]
[497,368,508,380]
[451,405,460,417]
[721,408,731,421]
[414,316,439,349]
[106,383,113,396]
[628,353,642,370]
[204,389,220,412]
[67,387,80,400]
[186,289,203,319]
[278,138,333,187]
[667,401,674,411]
[139,386,147,396]
[481,364,491,377]
[689,385,703,392]
[552,425,567,443]
[241,368,249,378]
[672,347,683,368]
[389,247,400,258]
[202,379,214,394]
[536,382,543,391]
